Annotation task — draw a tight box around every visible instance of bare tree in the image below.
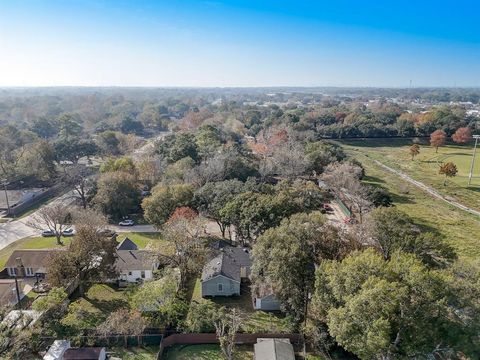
[61,164,95,209]
[27,204,72,245]
[322,162,371,223]
[156,214,207,289]
[98,309,146,347]
[185,153,227,186]
[214,308,245,360]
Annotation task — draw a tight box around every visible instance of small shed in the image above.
[254,338,295,360]
[254,293,281,311]
[43,340,71,360]
[64,347,106,360]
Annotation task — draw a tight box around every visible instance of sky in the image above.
[0,0,480,87]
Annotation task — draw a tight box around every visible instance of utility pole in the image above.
[2,179,10,216]
[14,276,21,309]
[468,135,480,185]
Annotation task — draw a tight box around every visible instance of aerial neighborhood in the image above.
[0,86,479,360]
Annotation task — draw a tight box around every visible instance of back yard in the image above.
[163,344,253,360]
[189,279,295,334]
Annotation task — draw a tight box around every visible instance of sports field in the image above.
[340,139,480,212]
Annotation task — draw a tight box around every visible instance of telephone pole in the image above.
[468,135,480,185]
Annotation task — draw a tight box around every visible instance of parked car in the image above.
[118,219,135,226]
[41,230,56,237]
[344,217,358,225]
[61,228,75,237]
[141,190,151,197]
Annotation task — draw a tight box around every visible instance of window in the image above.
[218,283,223,292]
[128,271,132,276]
[8,268,17,276]
[141,271,146,279]
[25,268,34,276]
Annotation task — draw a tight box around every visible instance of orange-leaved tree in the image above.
[439,162,458,186]
[430,130,447,153]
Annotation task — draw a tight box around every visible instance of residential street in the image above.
[0,191,77,250]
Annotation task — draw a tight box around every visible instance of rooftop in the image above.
[201,246,251,282]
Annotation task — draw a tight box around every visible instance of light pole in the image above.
[1,179,10,216]
[468,135,480,185]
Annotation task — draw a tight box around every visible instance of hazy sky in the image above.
[1,0,479,87]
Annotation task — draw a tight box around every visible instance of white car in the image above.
[118,219,135,226]
[61,228,75,237]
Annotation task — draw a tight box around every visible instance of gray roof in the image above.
[64,347,104,360]
[117,237,138,250]
[115,250,157,271]
[254,338,295,360]
[201,246,252,282]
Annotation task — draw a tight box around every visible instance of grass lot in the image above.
[340,139,480,211]
[61,284,130,333]
[0,236,72,268]
[163,344,253,360]
[338,140,480,260]
[189,279,294,334]
[109,346,158,360]
[119,232,174,254]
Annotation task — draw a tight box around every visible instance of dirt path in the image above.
[372,159,480,218]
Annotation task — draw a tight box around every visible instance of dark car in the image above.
[41,229,56,237]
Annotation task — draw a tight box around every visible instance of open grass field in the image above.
[340,139,480,211]
[163,344,253,360]
[338,139,480,260]
[189,279,294,334]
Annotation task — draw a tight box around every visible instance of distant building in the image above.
[254,338,295,360]
[201,246,251,297]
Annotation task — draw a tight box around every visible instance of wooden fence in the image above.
[157,333,301,359]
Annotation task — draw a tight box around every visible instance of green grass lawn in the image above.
[189,279,294,334]
[339,141,480,260]
[163,344,253,360]
[109,346,158,360]
[339,139,480,211]
[61,284,130,333]
[119,232,174,255]
[0,236,72,268]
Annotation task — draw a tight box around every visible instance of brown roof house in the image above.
[201,246,252,297]
[5,249,61,279]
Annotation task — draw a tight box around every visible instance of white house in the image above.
[114,238,159,284]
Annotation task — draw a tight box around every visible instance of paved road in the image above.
[110,224,157,233]
[0,191,78,250]
[373,159,480,218]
